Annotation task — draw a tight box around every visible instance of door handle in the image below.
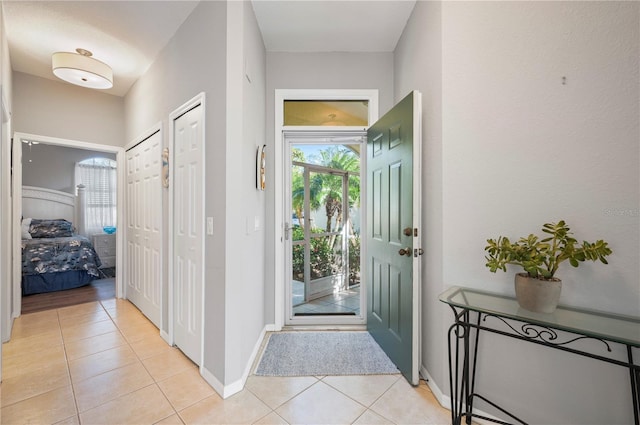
[398,247,412,257]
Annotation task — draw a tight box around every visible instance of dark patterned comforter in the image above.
[22,236,102,278]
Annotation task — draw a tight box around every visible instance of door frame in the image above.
[0,88,9,378]
[284,132,366,326]
[273,89,379,330]
[11,132,126,317]
[167,92,206,362]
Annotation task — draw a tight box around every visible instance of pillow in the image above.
[21,217,32,240]
[29,219,74,238]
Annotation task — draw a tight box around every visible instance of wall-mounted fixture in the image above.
[22,140,39,163]
[52,48,113,89]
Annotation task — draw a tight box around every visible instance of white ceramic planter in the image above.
[514,273,562,314]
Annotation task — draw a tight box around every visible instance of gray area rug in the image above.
[255,332,399,376]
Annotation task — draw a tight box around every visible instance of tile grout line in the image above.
[99,299,182,423]
[57,305,83,425]
[244,375,321,420]
[73,300,121,423]
[321,375,402,424]
[0,312,65,411]
[66,301,162,422]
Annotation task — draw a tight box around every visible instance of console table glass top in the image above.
[439,286,640,347]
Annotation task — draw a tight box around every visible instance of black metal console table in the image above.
[439,286,640,425]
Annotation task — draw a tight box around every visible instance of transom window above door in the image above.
[284,100,370,126]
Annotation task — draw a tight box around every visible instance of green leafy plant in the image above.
[292,226,339,280]
[485,220,612,280]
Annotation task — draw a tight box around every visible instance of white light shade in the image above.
[52,51,113,89]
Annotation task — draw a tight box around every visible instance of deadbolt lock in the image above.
[404,227,419,237]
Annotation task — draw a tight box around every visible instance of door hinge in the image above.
[284,222,290,240]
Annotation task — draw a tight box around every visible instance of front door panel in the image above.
[366,91,421,385]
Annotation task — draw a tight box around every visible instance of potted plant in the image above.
[484,220,612,313]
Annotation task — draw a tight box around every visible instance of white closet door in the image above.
[126,131,162,327]
[172,104,204,365]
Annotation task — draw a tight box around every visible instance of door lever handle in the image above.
[398,247,412,257]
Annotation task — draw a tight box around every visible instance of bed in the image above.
[21,185,103,295]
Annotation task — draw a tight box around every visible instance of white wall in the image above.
[224,0,267,388]
[393,0,446,394]
[125,0,267,393]
[395,2,639,423]
[264,51,394,323]
[125,0,229,383]
[22,144,115,193]
[12,72,124,147]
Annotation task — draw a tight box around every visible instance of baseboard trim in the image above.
[420,365,451,409]
[200,365,225,397]
[159,330,172,346]
[420,365,501,425]
[200,325,269,399]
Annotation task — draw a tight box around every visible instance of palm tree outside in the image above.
[290,144,361,295]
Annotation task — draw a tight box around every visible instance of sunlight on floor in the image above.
[293,283,361,315]
[1,298,455,424]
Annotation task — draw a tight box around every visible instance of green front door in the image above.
[366,91,422,385]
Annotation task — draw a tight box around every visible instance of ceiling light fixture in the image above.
[322,113,345,126]
[22,140,39,163]
[52,48,113,90]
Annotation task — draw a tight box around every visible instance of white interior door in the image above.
[172,103,204,365]
[125,131,162,327]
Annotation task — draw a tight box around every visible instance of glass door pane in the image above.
[289,144,361,319]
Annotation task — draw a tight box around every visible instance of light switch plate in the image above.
[206,217,214,235]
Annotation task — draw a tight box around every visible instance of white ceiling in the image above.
[252,0,416,52]
[2,1,416,97]
[3,1,200,96]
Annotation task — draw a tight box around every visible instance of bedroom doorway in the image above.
[10,133,125,321]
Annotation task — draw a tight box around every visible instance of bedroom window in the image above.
[75,157,117,235]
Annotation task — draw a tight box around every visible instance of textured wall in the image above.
[13,72,124,147]
[396,1,639,423]
[22,144,115,193]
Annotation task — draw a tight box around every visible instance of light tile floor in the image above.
[293,284,361,316]
[1,298,452,424]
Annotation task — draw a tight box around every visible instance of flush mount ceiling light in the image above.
[22,140,39,163]
[52,48,113,90]
[322,113,346,126]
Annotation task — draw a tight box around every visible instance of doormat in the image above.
[255,332,399,377]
